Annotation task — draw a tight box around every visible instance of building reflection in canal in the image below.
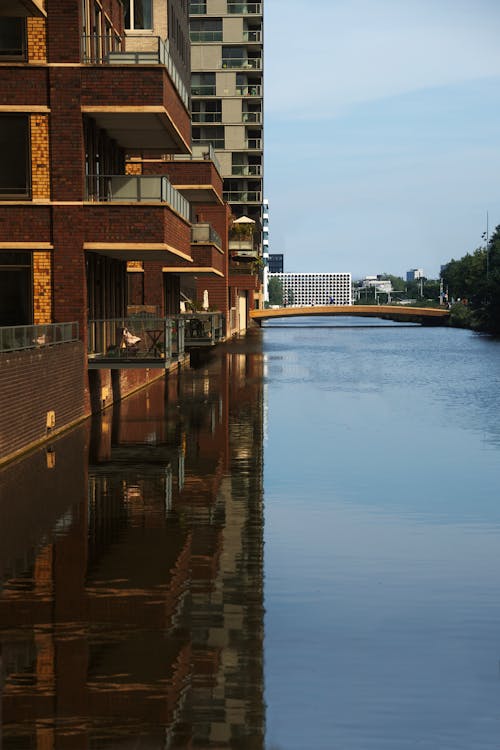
[0,344,264,749]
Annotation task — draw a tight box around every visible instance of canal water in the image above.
[1,318,500,748]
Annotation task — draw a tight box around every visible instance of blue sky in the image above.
[264,0,500,279]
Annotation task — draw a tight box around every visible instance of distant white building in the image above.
[361,275,392,293]
[270,272,352,306]
[263,199,269,303]
[406,268,424,281]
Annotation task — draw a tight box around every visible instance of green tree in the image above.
[268,276,284,306]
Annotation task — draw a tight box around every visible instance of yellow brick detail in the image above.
[27,18,47,64]
[31,114,50,201]
[126,162,143,175]
[33,251,52,324]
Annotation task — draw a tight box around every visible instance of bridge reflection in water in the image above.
[251,304,450,326]
[0,344,265,749]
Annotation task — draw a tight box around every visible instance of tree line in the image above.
[441,224,500,333]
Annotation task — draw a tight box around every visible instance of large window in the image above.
[0,18,26,61]
[123,0,152,30]
[0,115,30,199]
[0,252,32,326]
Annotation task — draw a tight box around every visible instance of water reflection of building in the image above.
[0,343,264,748]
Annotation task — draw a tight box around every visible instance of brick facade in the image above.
[0,343,89,465]
[33,251,52,324]
[27,18,47,63]
[30,114,50,201]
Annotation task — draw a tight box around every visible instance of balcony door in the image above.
[0,252,33,326]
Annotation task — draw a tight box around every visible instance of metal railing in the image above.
[227,3,262,14]
[242,111,261,123]
[192,111,222,123]
[0,322,79,353]
[88,317,185,362]
[221,57,261,69]
[245,137,262,149]
[192,138,225,149]
[231,164,261,176]
[191,84,216,96]
[224,190,262,203]
[243,29,262,42]
[191,223,222,248]
[190,30,222,42]
[86,175,190,221]
[177,312,224,346]
[189,2,207,13]
[167,144,222,175]
[81,35,189,110]
[236,84,262,96]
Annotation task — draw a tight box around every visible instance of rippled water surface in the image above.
[1,319,500,748]
[263,318,500,750]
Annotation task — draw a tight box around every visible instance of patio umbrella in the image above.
[202,289,209,310]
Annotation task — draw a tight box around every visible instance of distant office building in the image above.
[268,254,284,273]
[361,275,392,293]
[271,273,352,306]
[407,268,424,282]
[263,199,270,302]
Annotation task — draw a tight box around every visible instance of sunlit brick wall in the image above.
[27,18,47,63]
[31,115,50,201]
[33,251,52,324]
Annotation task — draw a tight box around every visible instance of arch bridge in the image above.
[250,305,450,326]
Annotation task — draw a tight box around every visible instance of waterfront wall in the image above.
[0,344,180,466]
[0,342,89,466]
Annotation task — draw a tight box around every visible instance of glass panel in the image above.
[0,18,26,60]
[0,116,30,198]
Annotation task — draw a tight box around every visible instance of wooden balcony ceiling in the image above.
[173,185,223,204]
[0,0,45,16]
[82,110,190,152]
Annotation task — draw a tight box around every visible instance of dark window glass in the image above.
[0,18,26,60]
[0,116,30,199]
[0,252,33,326]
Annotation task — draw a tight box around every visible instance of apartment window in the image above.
[123,0,152,30]
[190,19,222,42]
[0,115,30,199]
[191,72,216,96]
[0,18,27,61]
[0,252,32,326]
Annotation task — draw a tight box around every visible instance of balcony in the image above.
[190,30,223,42]
[179,313,225,348]
[236,84,262,97]
[242,30,262,42]
[86,175,190,220]
[245,138,262,149]
[221,57,262,69]
[80,36,191,151]
[84,175,192,263]
[2,0,45,16]
[167,144,222,175]
[192,111,222,123]
[224,190,262,203]
[242,111,261,123]
[0,322,78,353]
[192,137,225,149]
[191,84,216,96]
[88,317,185,369]
[191,223,222,249]
[231,164,261,176]
[227,3,262,14]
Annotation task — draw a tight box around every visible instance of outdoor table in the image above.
[145,329,163,356]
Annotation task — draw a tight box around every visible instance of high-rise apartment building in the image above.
[189,1,263,226]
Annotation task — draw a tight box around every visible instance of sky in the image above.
[264,0,500,279]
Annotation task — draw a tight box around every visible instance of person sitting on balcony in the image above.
[121,327,141,352]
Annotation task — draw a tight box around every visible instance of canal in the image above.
[1,319,500,748]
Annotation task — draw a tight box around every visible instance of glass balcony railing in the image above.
[236,84,262,96]
[231,164,262,176]
[242,111,261,123]
[192,138,225,149]
[245,138,262,149]
[81,35,189,110]
[224,190,262,203]
[191,84,216,96]
[242,30,262,42]
[221,57,261,69]
[189,2,207,14]
[191,223,222,248]
[0,322,79,353]
[192,111,222,123]
[166,144,222,176]
[227,3,262,14]
[86,175,190,222]
[190,30,223,42]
